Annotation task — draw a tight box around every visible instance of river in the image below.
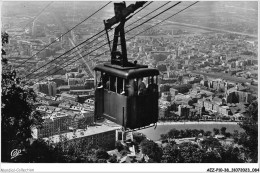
[137,122,243,141]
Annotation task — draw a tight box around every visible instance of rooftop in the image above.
[44,124,120,143]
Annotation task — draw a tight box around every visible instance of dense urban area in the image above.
[1,1,258,165]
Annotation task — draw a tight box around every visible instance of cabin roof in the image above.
[94,64,159,79]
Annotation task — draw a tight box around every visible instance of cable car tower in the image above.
[94,1,159,131]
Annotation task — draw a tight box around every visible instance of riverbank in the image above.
[138,122,243,141]
[157,121,239,125]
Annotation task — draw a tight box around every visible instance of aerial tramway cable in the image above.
[35,1,199,82]
[126,1,171,27]
[26,1,154,79]
[18,1,112,68]
[37,1,199,82]
[28,1,175,80]
[22,1,54,30]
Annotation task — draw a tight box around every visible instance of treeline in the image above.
[134,133,245,163]
[160,127,230,140]
[137,131,256,163]
[136,120,257,163]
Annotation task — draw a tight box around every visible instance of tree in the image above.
[2,32,9,63]
[202,150,222,163]
[120,149,130,157]
[178,142,203,163]
[160,134,169,141]
[115,141,124,152]
[220,127,227,136]
[1,65,43,162]
[95,149,110,161]
[179,130,186,138]
[185,129,193,137]
[205,131,212,137]
[19,139,67,163]
[161,142,179,163]
[133,132,146,144]
[167,128,180,139]
[239,101,258,162]
[200,137,222,151]
[221,145,244,163]
[140,139,163,163]
[213,128,220,136]
[232,130,239,143]
[108,154,117,163]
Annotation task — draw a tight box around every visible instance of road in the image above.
[51,11,94,77]
[68,36,94,77]
[32,15,41,37]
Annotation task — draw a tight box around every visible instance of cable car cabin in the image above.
[93,2,159,129]
[94,63,159,130]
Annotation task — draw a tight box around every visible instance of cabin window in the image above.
[126,79,137,96]
[109,76,116,92]
[137,77,147,95]
[124,76,158,96]
[116,77,125,94]
[102,73,109,89]
[95,71,103,88]
[146,76,158,93]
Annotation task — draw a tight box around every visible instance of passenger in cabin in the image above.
[147,76,158,93]
[138,77,146,95]
[127,79,137,96]
[117,77,124,94]
[105,78,110,90]
[97,77,103,89]
[110,76,116,92]
[102,73,109,90]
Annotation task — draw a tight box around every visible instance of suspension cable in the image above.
[23,2,54,29]
[26,1,154,79]
[38,1,199,82]
[17,1,112,68]
[34,1,194,82]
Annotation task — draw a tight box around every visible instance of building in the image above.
[58,102,71,109]
[226,90,252,103]
[161,92,171,102]
[35,113,72,138]
[34,110,95,139]
[189,109,197,118]
[204,100,213,111]
[70,84,89,90]
[197,99,204,108]
[171,84,192,94]
[69,89,93,96]
[84,79,95,89]
[57,85,71,93]
[219,106,231,116]
[36,97,60,106]
[68,78,85,86]
[159,106,168,119]
[34,81,57,96]
[61,92,79,102]
[40,125,119,150]
[70,111,94,129]
[33,82,49,95]
[170,88,178,98]
[178,105,190,118]
[48,81,57,96]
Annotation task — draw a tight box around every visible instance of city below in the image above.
[1,1,258,168]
